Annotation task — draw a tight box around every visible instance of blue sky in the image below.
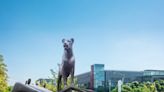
[0,0,164,85]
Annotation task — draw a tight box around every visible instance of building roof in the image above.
[144,70,164,72]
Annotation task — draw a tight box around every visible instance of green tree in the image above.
[155,80,164,92]
[112,81,158,92]
[0,54,8,92]
[122,85,132,92]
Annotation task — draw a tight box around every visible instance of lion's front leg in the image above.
[63,76,67,88]
[70,63,75,87]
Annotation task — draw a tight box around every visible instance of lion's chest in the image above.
[62,59,74,76]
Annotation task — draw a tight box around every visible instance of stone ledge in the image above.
[12,82,52,92]
[12,82,37,92]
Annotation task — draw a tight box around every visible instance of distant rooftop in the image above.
[144,70,164,72]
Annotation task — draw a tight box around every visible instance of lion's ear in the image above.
[71,38,74,43]
[62,39,65,43]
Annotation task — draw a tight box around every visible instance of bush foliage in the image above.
[36,69,78,92]
[112,80,164,92]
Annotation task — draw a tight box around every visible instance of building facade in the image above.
[90,64,105,91]
[76,64,164,92]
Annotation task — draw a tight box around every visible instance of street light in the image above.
[108,80,111,92]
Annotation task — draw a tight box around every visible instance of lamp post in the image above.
[108,80,111,92]
[113,72,125,92]
[118,80,122,92]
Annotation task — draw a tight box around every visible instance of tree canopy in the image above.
[0,54,8,92]
[112,80,164,92]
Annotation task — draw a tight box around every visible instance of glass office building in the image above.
[90,64,105,90]
[144,70,164,76]
[142,70,164,82]
[76,64,164,92]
